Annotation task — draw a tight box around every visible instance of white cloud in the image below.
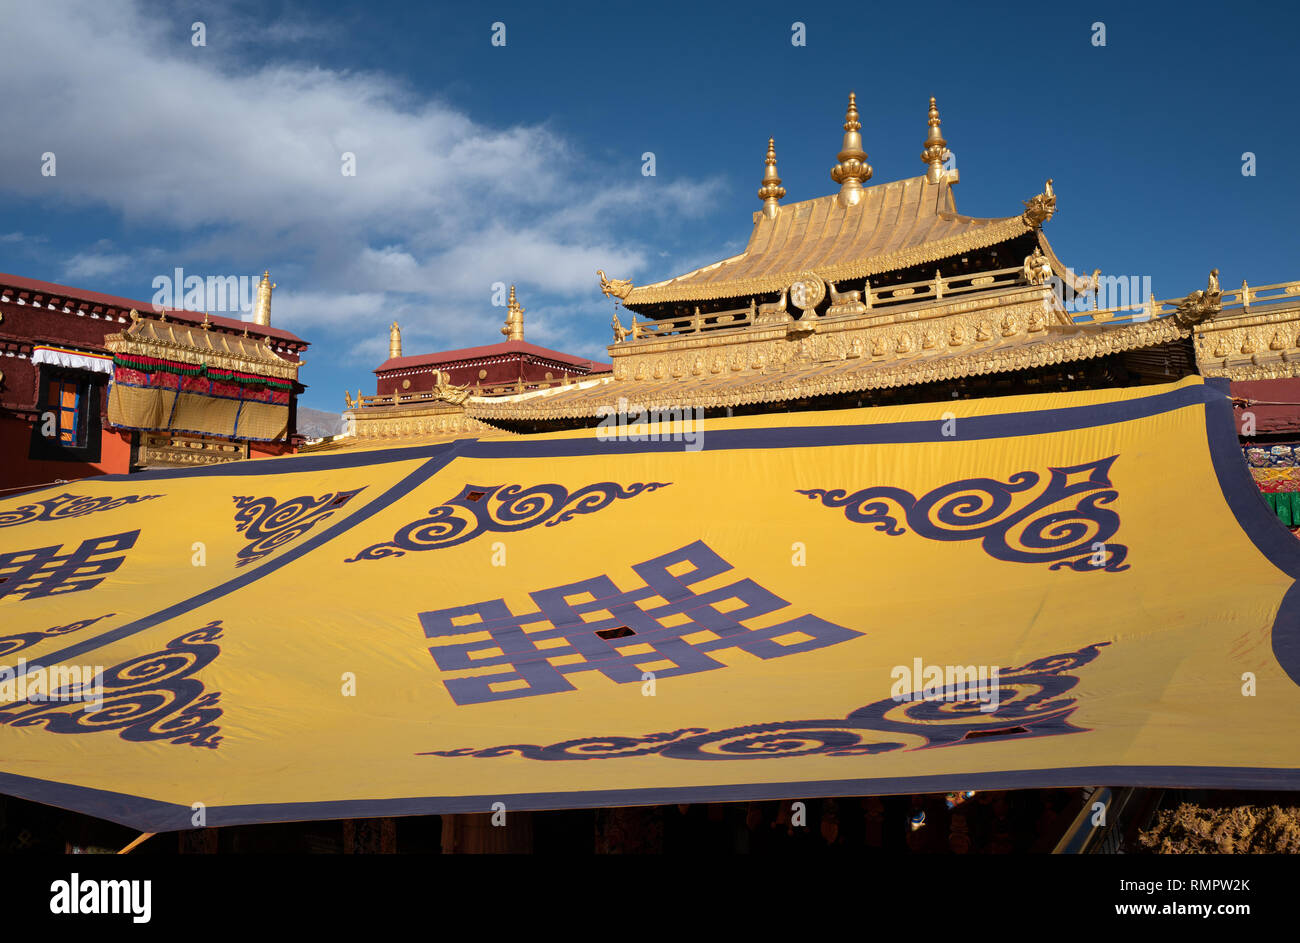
[60,238,139,280]
[0,0,721,362]
[271,290,389,330]
[63,251,132,280]
[0,231,49,246]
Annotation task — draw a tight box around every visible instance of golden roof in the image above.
[476,268,1300,420]
[622,175,1030,307]
[106,314,300,381]
[303,410,517,452]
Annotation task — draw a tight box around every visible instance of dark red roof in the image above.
[0,271,308,346]
[376,339,610,374]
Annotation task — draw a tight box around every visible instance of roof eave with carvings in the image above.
[466,320,1187,422]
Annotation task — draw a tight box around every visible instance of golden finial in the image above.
[253,270,275,326]
[389,321,402,359]
[201,311,212,330]
[920,96,949,184]
[831,91,872,207]
[757,137,786,219]
[502,285,525,341]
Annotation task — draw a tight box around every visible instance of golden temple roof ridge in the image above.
[831,92,872,207]
[621,174,1029,306]
[757,137,785,219]
[602,94,1072,308]
[920,96,951,184]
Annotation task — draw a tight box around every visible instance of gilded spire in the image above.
[253,270,274,326]
[920,96,949,184]
[389,320,402,360]
[501,285,525,342]
[757,137,786,219]
[830,92,872,207]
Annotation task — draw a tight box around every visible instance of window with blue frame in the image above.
[29,368,102,462]
[47,378,85,447]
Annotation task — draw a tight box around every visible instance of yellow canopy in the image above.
[1,375,1297,831]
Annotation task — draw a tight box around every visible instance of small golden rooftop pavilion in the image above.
[327,92,1300,445]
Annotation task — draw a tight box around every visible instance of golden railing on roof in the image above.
[1071,277,1300,327]
[353,391,456,409]
[351,375,604,410]
[625,265,1029,342]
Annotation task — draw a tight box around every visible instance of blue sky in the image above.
[2,0,1296,412]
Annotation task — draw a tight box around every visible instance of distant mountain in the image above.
[297,406,345,439]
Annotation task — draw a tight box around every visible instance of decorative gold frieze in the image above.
[607,283,1065,379]
[1192,290,1300,380]
[138,432,248,467]
[345,400,506,440]
[467,315,1185,422]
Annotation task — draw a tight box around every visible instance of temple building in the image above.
[0,271,308,492]
[375,285,608,397]
[329,285,609,444]
[330,93,1300,520]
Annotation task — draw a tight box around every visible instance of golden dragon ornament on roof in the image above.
[598,270,633,300]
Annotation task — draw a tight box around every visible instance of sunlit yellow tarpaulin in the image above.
[1,375,1298,831]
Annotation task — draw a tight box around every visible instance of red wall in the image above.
[1232,379,1300,436]
[250,439,296,459]
[376,355,592,396]
[0,415,132,494]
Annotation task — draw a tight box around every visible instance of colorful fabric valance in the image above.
[111,353,293,390]
[31,345,114,375]
[107,365,289,441]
